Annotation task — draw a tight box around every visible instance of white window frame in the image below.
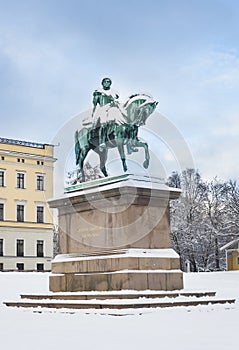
[0,238,3,256]
[0,169,6,187]
[36,206,44,223]
[36,240,44,257]
[16,239,24,257]
[36,173,45,191]
[0,199,5,221]
[16,171,26,189]
[35,202,45,223]
[16,200,26,222]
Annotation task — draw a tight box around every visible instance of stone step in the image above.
[4,298,235,310]
[51,255,180,274]
[20,291,216,301]
[50,270,184,292]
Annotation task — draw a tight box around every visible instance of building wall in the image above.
[227,250,239,271]
[0,227,53,270]
[0,138,56,271]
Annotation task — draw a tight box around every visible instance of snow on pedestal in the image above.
[48,174,183,292]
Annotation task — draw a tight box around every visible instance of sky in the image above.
[1,0,239,182]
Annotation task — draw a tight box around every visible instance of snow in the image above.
[58,173,180,199]
[1,271,239,349]
[53,248,180,262]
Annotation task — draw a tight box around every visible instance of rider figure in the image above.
[91,77,125,147]
[92,78,118,119]
[92,77,125,123]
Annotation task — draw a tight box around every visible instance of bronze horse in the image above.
[74,94,158,182]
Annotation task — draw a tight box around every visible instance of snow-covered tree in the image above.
[169,169,208,271]
[168,169,239,272]
[67,161,103,185]
[225,180,239,233]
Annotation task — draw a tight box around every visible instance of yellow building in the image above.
[220,239,239,270]
[0,137,56,271]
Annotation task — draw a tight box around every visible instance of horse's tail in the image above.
[75,130,81,165]
[75,129,79,143]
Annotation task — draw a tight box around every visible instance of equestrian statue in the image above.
[74,77,158,182]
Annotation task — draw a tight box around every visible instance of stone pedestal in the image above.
[49,174,183,292]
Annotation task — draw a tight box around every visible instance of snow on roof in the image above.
[220,238,239,251]
[0,137,51,148]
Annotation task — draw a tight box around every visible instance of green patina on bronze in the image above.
[75,78,158,182]
[92,77,119,117]
[65,173,129,193]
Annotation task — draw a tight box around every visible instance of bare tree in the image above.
[169,169,208,271]
[67,161,103,185]
[168,169,239,272]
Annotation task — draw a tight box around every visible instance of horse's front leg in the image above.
[117,141,127,172]
[132,139,150,168]
[79,147,90,182]
[100,148,108,177]
[94,148,108,177]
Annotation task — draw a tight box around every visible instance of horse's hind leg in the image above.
[95,148,108,177]
[132,140,150,168]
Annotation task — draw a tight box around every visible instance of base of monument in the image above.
[49,248,184,292]
[5,289,236,312]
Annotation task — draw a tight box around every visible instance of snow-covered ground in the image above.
[1,271,239,350]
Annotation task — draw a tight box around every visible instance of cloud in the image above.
[0,2,239,184]
[181,48,239,89]
[187,129,239,181]
[212,113,239,136]
[0,26,93,141]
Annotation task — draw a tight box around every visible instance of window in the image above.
[1,156,4,160]
[0,239,3,256]
[37,206,44,223]
[0,204,4,221]
[37,240,44,257]
[16,263,24,271]
[17,172,25,189]
[37,263,44,271]
[17,205,24,222]
[16,239,24,257]
[237,256,239,265]
[0,263,3,271]
[0,171,4,187]
[36,175,44,191]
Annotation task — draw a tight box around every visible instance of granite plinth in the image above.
[49,175,183,292]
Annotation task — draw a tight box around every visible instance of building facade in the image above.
[0,137,56,271]
[220,239,239,270]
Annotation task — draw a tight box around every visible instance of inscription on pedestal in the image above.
[49,175,183,292]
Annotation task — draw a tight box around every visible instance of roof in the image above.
[0,137,52,149]
[220,238,239,251]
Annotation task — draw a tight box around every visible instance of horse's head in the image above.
[135,100,158,126]
[124,94,158,126]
